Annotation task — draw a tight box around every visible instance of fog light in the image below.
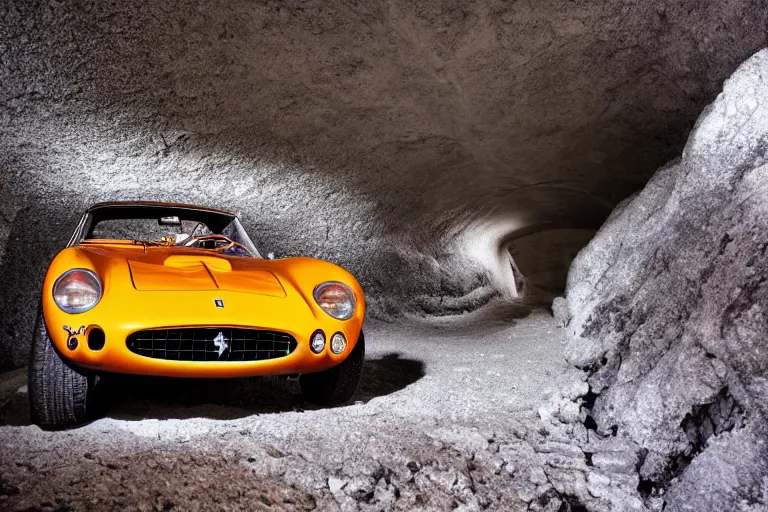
[330,332,347,354]
[310,330,326,354]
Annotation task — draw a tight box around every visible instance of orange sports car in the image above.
[29,202,366,427]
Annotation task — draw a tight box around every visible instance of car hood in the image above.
[76,245,286,297]
[127,254,286,297]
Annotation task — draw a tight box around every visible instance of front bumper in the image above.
[43,289,364,378]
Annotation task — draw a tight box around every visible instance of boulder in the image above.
[563,50,768,510]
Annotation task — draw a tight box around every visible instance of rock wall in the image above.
[2,0,767,368]
[561,50,768,511]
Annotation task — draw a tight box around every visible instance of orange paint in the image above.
[42,207,365,378]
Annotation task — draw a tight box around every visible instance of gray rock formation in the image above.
[562,50,768,511]
[1,0,767,369]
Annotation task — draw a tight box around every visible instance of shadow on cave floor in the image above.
[0,353,424,425]
[399,298,543,339]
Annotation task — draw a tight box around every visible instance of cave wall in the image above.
[560,50,768,511]
[1,0,767,368]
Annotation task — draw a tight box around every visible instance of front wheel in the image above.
[28,312,94,428]
[300,332,365,406]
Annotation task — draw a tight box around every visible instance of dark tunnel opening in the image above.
[506,229,596,301]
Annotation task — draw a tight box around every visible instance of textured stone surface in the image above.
[562,50,768,510]
[1,0,767,368]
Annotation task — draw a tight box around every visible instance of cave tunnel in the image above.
[1,1,767,511]
[507,228,597,299]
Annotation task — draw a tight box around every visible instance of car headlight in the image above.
[310,330,326,354]
[330,332,347,354]
[53,269,103,313]
[313,282,356,320]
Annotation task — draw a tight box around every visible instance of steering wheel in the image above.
[183,234,249,254]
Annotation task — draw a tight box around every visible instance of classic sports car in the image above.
[29,202,365,427]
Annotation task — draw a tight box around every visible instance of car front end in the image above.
[43,245,365,379]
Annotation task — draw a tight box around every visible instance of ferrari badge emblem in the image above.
[213,331,229,358]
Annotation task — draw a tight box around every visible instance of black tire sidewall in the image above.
[28,310,93,428]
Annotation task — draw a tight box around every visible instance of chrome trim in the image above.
[67,212,90,247]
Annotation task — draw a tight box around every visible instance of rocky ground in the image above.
[0,305,648,511]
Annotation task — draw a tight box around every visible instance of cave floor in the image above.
[0,306,645,512]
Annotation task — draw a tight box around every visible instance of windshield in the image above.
[72,205,260,258]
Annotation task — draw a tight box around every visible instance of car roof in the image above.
[87,201,236,217]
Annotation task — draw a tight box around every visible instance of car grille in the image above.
[126,328,297,362]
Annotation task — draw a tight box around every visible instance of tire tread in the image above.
[28,312,91,427]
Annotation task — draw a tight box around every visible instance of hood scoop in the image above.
[127,256,286,297]
[163,254,232,271]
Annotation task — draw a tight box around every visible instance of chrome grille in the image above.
[126,328,297,361]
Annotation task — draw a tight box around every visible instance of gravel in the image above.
[0,306,647,511]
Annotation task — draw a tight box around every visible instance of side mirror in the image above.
[266,252,275,260]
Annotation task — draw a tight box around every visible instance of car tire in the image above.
[300,331,365,406]
[28,312,93,428]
